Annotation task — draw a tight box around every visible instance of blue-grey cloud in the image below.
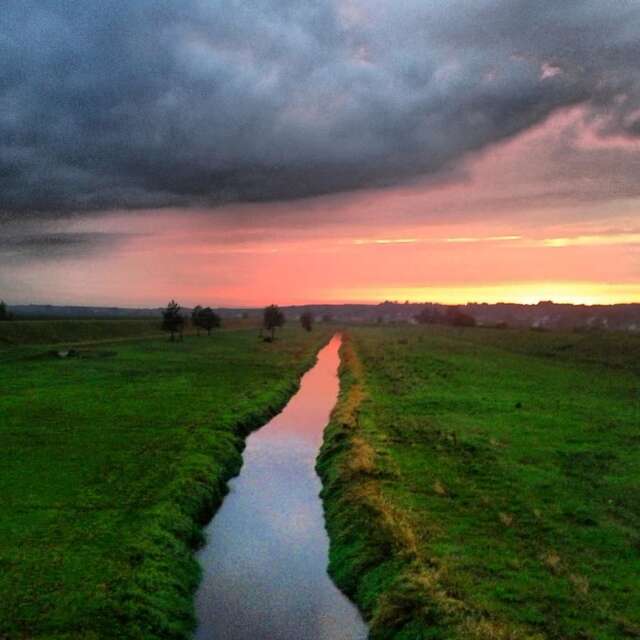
[0,231,129,263]
[1,0,639,219]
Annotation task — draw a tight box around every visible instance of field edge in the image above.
[316,333,543,640]
[107,338,326,640]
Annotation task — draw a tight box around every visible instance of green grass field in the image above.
[0,323,330,639]
[0,319,164,346]
[319,326,640,639]
[4,319,639,639]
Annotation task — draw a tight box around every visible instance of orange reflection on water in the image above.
[265,333,341,445]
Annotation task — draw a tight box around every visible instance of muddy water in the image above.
[194,334,367,640]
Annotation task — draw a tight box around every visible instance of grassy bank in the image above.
[0,325,330,639]
[318,327,640,639]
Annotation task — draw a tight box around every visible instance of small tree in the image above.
[162,299,184,341]
[300,311,313,332]
[0,300,12,321]
[198,307,221,336]
[263,304,285,341]
[191,305,203,336]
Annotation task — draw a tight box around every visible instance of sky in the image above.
[1,1,640,307]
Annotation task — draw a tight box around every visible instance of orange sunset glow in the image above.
[4,106,639,308]
[2,3,640,312]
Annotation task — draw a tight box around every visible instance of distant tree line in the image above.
[415,304,476,327]
[161,300,221,341]
[161,300,302,343]
[260,305,317,340]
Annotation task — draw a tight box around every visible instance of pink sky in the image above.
[4,107,640,307]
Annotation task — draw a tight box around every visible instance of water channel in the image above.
[194,334,368,640]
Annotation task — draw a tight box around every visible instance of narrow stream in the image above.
[194,334,368,640]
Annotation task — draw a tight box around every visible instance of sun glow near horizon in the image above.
[328,282,640,307]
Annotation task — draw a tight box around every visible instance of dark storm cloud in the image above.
[1,0,640,219]
[0,232,129,263]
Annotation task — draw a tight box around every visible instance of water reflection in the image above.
[195,334,367,640]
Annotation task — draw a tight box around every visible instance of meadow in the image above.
[0,321,330,639]
[0,319,163,346]
[3,318,639,640]
[319,325,640,639]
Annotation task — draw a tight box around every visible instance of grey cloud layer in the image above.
[0,232,128,264]
[2,0,640,218]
